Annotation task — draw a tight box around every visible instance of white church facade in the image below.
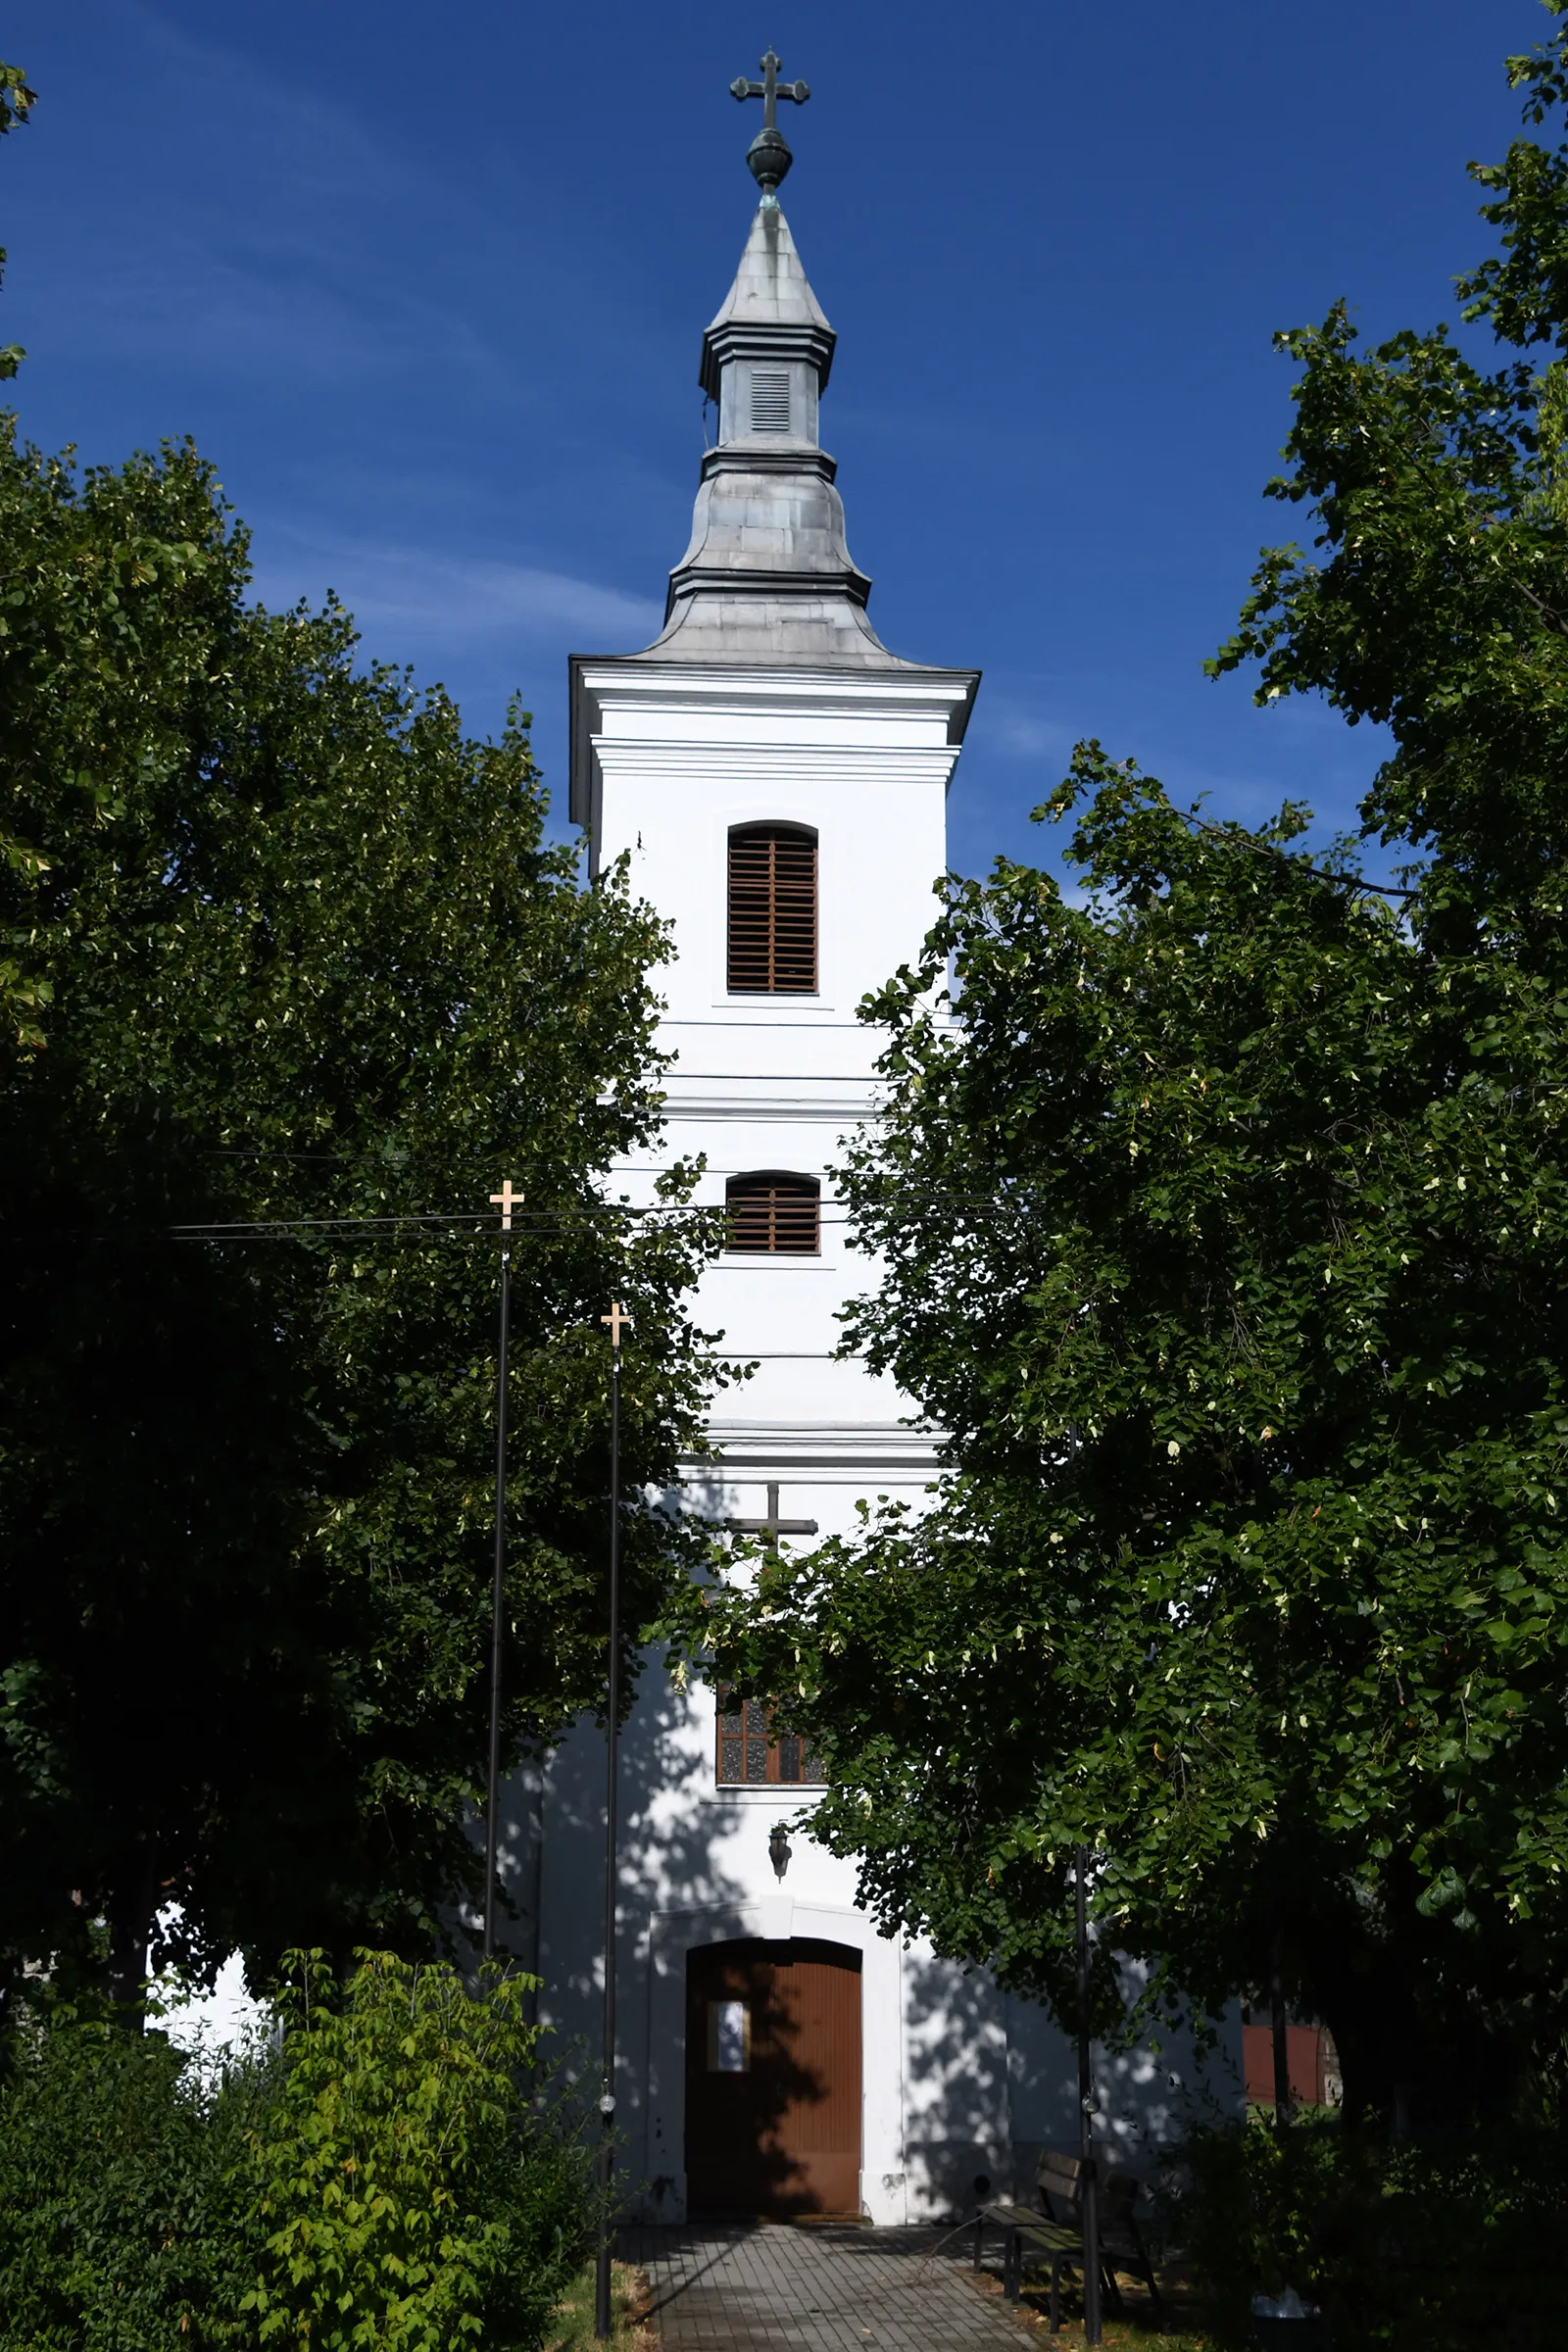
[513,127,1242,2227]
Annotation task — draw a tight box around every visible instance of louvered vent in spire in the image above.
[750,366,791,433]
[727,823,816,993]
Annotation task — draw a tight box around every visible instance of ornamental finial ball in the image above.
[747,124,794,195]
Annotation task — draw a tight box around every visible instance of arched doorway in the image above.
[685,1937,862,2217]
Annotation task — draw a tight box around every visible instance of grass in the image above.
[547,2259,654,2352]
[961,2259,1215,2352]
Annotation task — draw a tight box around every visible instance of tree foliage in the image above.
[696,758,1568,2113]
[245,1953,589,2352]
[0,54,32,391]
[0,1956,589,2352]
[0,45,35,947]
[691,3,1568,2120]
[0,425,722,1994]
[0,1993,268,2348]
[1169,2106,1568,2350]
[1207,0,1568,941]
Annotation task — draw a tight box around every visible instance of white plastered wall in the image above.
[525,658,1243,2225]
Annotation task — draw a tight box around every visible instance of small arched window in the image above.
[725,1171,820,1255]
[727,822,817,994]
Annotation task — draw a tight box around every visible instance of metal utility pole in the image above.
[594,1300,631,2342]
[1270,1902,1294,2132]
[1076,1844,1102,2346]
[482,1181,520,1961]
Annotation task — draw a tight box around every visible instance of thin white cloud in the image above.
[248,534,662,652]
[980,695,1077,761]
[37,246,504,389]
[9,2,535,400]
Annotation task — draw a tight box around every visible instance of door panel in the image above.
[685,1938,862,2217]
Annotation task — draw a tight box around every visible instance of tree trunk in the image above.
[107,1852,158,2026]
[1270,1909,1293,2130]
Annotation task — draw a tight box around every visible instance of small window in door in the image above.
[707,1998,751,2072]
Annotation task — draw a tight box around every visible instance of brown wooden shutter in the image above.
[728,824,817,994]
[725,1172,820,1255]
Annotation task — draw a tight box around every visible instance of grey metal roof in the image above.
[700,201,836,396]
[645,201,911,668]
[567,195,980,726]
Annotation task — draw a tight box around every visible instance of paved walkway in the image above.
[623,2223,1026,2352]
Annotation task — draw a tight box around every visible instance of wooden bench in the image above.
[972,2150,1162,2331]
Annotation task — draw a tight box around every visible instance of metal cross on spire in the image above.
[730,47,809,198]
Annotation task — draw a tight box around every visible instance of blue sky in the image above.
[0,0,1537,877]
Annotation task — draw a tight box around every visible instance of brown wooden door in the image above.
[685,1938,862,2217]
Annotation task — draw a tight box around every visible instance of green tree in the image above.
[0,425,722,1999]
[1208,0,1568,945]
[0,1955,592,2352]
[245,1952,589,2352]
[0,54,35,390]
[0,1993,269,2350]
[0,49,38,1043]
[690,6,1568,2122]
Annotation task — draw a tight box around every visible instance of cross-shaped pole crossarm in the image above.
[489,1180,523,1232]
[600,1301,634,1349]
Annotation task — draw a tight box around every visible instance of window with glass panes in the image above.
[715,1689,826,1787]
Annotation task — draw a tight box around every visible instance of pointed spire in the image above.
[626,73,916,667]
[701,201,835,402]
[639,198,900,665]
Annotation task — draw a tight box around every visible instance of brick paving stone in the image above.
[622,2221,1028,2352]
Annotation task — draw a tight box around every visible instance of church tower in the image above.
[531,62,1238,2226]
[567,125,978,1529]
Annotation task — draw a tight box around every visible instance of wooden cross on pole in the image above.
[726,1481,818,1556]
[730,47,809,130]
[489,1179,522,1231]
[601,1301,633,1349]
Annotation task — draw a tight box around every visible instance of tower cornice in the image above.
[701,317,836,402]
[568,657,981,836]
[698,445,839,484]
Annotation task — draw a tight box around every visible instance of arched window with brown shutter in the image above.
[727,822,817,994]
[725,1172,820,1255]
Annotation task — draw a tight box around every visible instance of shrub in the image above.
[0,1953,593,2352]
[0,1996,270,2349]
[1164,2109,1568,2351]
[243,1951,592,2352]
